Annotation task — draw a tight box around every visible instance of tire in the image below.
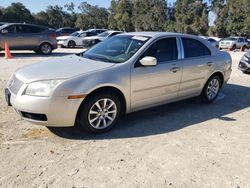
[39,43,52,55]
[231,44,236,51]
[77,92,121,133]
[67,40,76,48]
[201,75,222,103]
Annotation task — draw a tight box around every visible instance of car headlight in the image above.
[243,55,250,62]
[24,80,64,97]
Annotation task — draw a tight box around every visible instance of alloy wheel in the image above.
[88,98,117,129]
[207,78,220,100]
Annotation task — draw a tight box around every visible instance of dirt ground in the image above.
[0,48,250,188]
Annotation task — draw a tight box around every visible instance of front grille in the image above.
[8,75,24,95]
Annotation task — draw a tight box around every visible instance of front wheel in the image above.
[201,75,222,102]
[68,40,76,48]
[77,93,121,133]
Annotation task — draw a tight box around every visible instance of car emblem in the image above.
[9,79,14,88]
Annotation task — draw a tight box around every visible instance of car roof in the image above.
[1,23,47,28]
[119,32,201,39]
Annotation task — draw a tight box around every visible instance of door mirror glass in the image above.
[1,29,8,34]
[140,56,157,66]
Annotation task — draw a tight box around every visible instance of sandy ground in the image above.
[0,48,250,188]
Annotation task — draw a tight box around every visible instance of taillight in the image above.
[49,33,56,38]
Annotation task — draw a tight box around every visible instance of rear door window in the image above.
[182,38,211,58]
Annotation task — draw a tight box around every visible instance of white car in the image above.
[57,30,97,48]
[219,37,248,50]
[207,37,220,48]
[82,30,123,47]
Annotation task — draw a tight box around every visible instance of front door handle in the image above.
[170,67,181,73]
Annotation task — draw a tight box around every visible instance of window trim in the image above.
[180,37,211,59]
[133,36,181,68]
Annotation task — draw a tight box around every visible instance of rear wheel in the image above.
[77,92,121,133]
[201,75,222,102]
[39,43,52,55]
[68,40,76,48]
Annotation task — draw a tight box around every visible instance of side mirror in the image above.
[1,29,8,34]
[139,56,157,66]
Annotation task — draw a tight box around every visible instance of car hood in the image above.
[15,55,115,83]
[245,52,250,59]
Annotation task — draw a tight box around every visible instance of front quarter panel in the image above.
[52,63,131,112]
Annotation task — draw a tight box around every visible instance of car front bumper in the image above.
[238,60,250,72]
[5,85,83,127]
[57,40,68,47]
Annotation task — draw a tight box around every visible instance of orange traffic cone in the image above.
[240,46,245,52]
[4,42,12,59]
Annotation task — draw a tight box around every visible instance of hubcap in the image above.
[41,44,51,54]
[69,41,75,47]
[207,78,220,100]
[88,98,117,129]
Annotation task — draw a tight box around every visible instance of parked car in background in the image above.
[219,37,248,50]
[56,27,78,36]
[207,37,220,48]
[57,30,102,48]
[0,23,57,54]
[86,29,107,35]
[0,22,6,26]
[82,30,123,47]
[238,51,250,73]
[5,32,232,133]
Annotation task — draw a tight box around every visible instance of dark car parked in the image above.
[238,52,250,73]
[0,23,57,54]
[0,22,6,26]
[56,27,78,36]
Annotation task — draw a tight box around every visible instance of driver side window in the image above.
[136,37,178,67]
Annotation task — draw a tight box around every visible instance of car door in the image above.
[18,25,46,49]
[179,37,213,98]
[131,37,182,111]
[0,25,21,49]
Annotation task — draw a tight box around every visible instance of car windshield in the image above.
[98,31,110,38]
[70,31,80,36]
[82,35,150,63]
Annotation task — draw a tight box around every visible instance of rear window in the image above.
[182,38,211,58]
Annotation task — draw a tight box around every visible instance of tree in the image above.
[3,3,34,23]
[133,0,167,31]
[226,0,250,37]
[76,2,109,30]
[0,7,4,21]
[108,0,133,31]
[210,0,228,37]
[174,0,209,35]
[108,0,118,29]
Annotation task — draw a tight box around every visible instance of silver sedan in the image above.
[5,32,232,133]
